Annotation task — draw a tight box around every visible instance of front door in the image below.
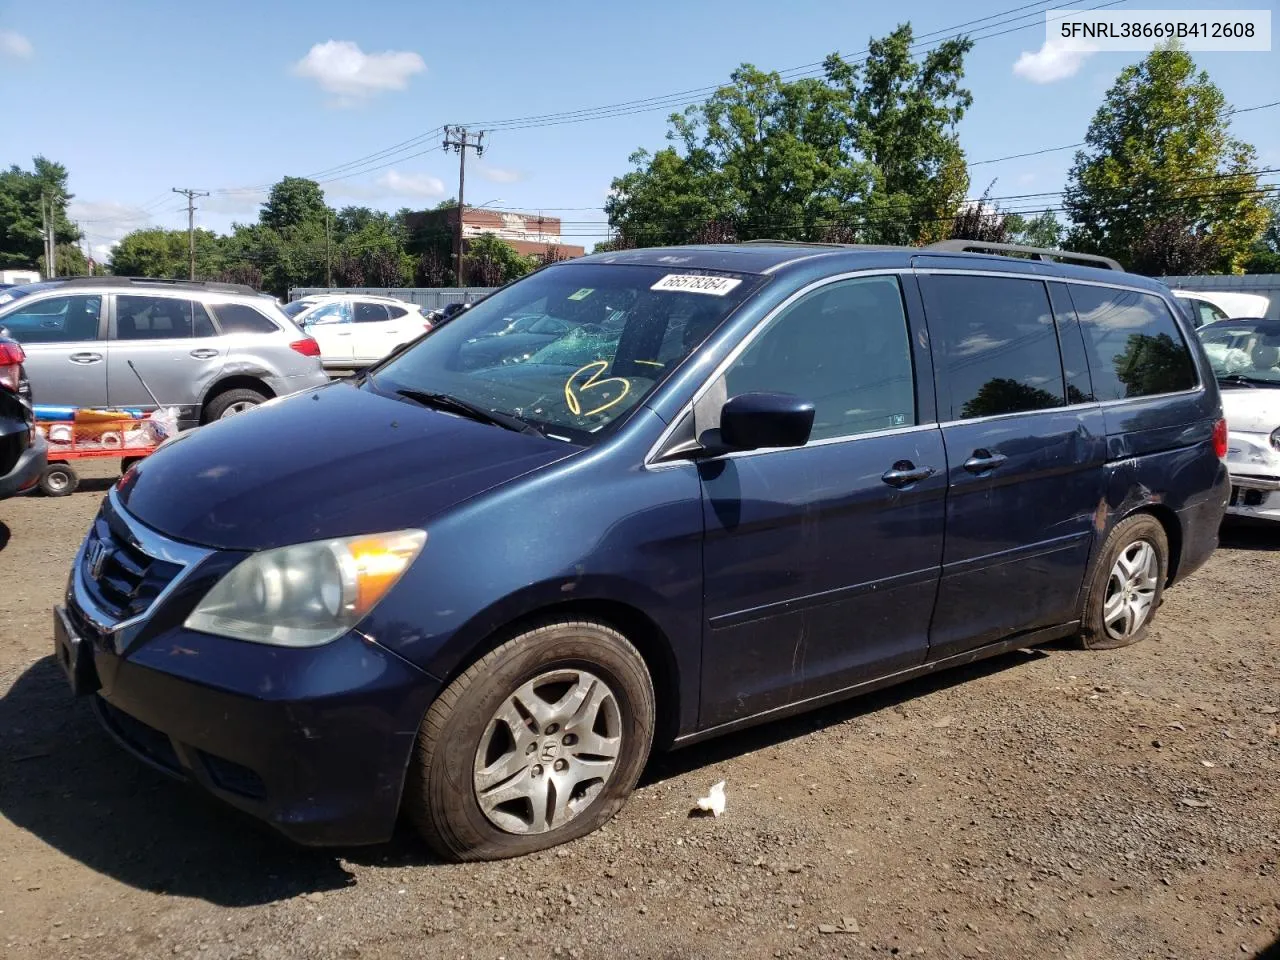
[106,293,228,413]
[918,272,1105,659]
[351,300,400,364]
[305,300,354,365]
[0,293,108,407]
[697,274,947,727]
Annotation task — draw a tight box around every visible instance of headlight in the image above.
[1271,427,1280,452]
[184,529,426,647]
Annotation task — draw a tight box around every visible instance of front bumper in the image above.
[1226,473,1280,522]
[55,492,441,846]
[0,430,45,499]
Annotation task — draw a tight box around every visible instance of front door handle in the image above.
[190,348,219,359]
[69,352,103,364]
[963,450,1009,474]
[881,461,936,488]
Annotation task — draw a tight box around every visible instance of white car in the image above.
[283,295,432,370]
[1199,318,1280,521]
[1173,289,1271,328]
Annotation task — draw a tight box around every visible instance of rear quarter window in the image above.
[212,303,281,335]
[1067,286,1198,401]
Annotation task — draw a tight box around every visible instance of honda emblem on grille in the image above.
[85,539,112,581]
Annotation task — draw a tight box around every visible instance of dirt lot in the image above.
[2,466,1278,960]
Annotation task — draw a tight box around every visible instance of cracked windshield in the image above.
[368,264,760,441]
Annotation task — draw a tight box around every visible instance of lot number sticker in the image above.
[650,274,742,296]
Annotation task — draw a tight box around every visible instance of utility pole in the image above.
[172,187,210,280]
[41,194,51,279]
[442,125,485,286]
[325,212,333,287]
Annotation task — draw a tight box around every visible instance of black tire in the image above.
[39,463,78,497]
[1079,513,1169,650]
[406,619,655,862]
[202,387,268,423]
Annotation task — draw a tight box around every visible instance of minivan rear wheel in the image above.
[405,620,655,862]
[1079,514,1169,650]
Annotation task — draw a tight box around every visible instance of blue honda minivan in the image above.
[54,241,1229,861]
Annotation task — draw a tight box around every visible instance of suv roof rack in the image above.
[738,239,913,252]
[39,276,260,294]
[924,240,1123,272]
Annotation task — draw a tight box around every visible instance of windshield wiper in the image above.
[395,389,544,436]
[1216,373,1277,388]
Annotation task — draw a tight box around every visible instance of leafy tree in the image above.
[0,156,80,270]
[606,25,973,247]
[1128,215,1225,276]
[1064,45,1268,273]
[463,233,536,286]
[260,177,329,231]
[1006,210,1064,249]
[413,247,453,286]
[1244,195,1280,274]
[949,185,1009,242]
[110,227,224,278]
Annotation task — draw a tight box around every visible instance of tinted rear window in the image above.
[921,275,1066,419]
[213,303,279,334]
[1067,286,1197,400]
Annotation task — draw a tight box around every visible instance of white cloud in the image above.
[292,40,424,106]
[67,201,158,262]
[476,163,525,185]
[1012,37,1095,84]
[202,189,268,216]
[0,29,33,59]
[374,170,446,199]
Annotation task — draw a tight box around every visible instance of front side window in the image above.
[116,296,215,340]
[716,275,916,441]
[370,263,764,443]
[922,275,1066,420]
[1198,319,1280,388]
[0,294,102,343]
[1069,286,1198,400]
[306,302,350,326]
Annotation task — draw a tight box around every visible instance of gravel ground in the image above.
[2,465,1278,960]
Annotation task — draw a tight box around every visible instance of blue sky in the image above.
[1,0,1276,261]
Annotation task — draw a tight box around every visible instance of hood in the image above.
[1220,388,1280,435]
[117,382,579,551]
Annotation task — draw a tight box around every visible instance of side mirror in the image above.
[718,392,815,452]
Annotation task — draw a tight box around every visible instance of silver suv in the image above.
[0,278,330,425]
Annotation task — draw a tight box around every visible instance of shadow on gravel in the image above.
[1219,519,1280,552]
[642,647,1047,785]
[0,520,9,552]
[0,657,364,906]
[1,645,1049,900]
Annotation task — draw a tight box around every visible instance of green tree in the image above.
[1063,45,1268,274]
[0,156,80,271]
[1244,194,1280,274]
[110,227,224,278]
[260,177,329,231]
[606,25,973,248]
[463,233,536,286]
[1005,209,1064,249]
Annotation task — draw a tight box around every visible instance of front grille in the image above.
[98,699,182,773]
[80,512,182,620]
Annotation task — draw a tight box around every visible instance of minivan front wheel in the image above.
[1079,514,1169,650]
[406,620,655,862]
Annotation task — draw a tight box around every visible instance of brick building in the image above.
[404,206,586,263]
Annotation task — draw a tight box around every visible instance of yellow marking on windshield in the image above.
[564,360,631,418]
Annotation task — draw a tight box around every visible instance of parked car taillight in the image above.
[289,337,321,357]
[1213,418,1229,460]
[0,341,24,393]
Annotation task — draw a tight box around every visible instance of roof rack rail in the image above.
[40,276,259,294]
[923,240,1123,272]
[738,239,913,252]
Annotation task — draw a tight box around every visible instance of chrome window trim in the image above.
[71,487,213,635]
